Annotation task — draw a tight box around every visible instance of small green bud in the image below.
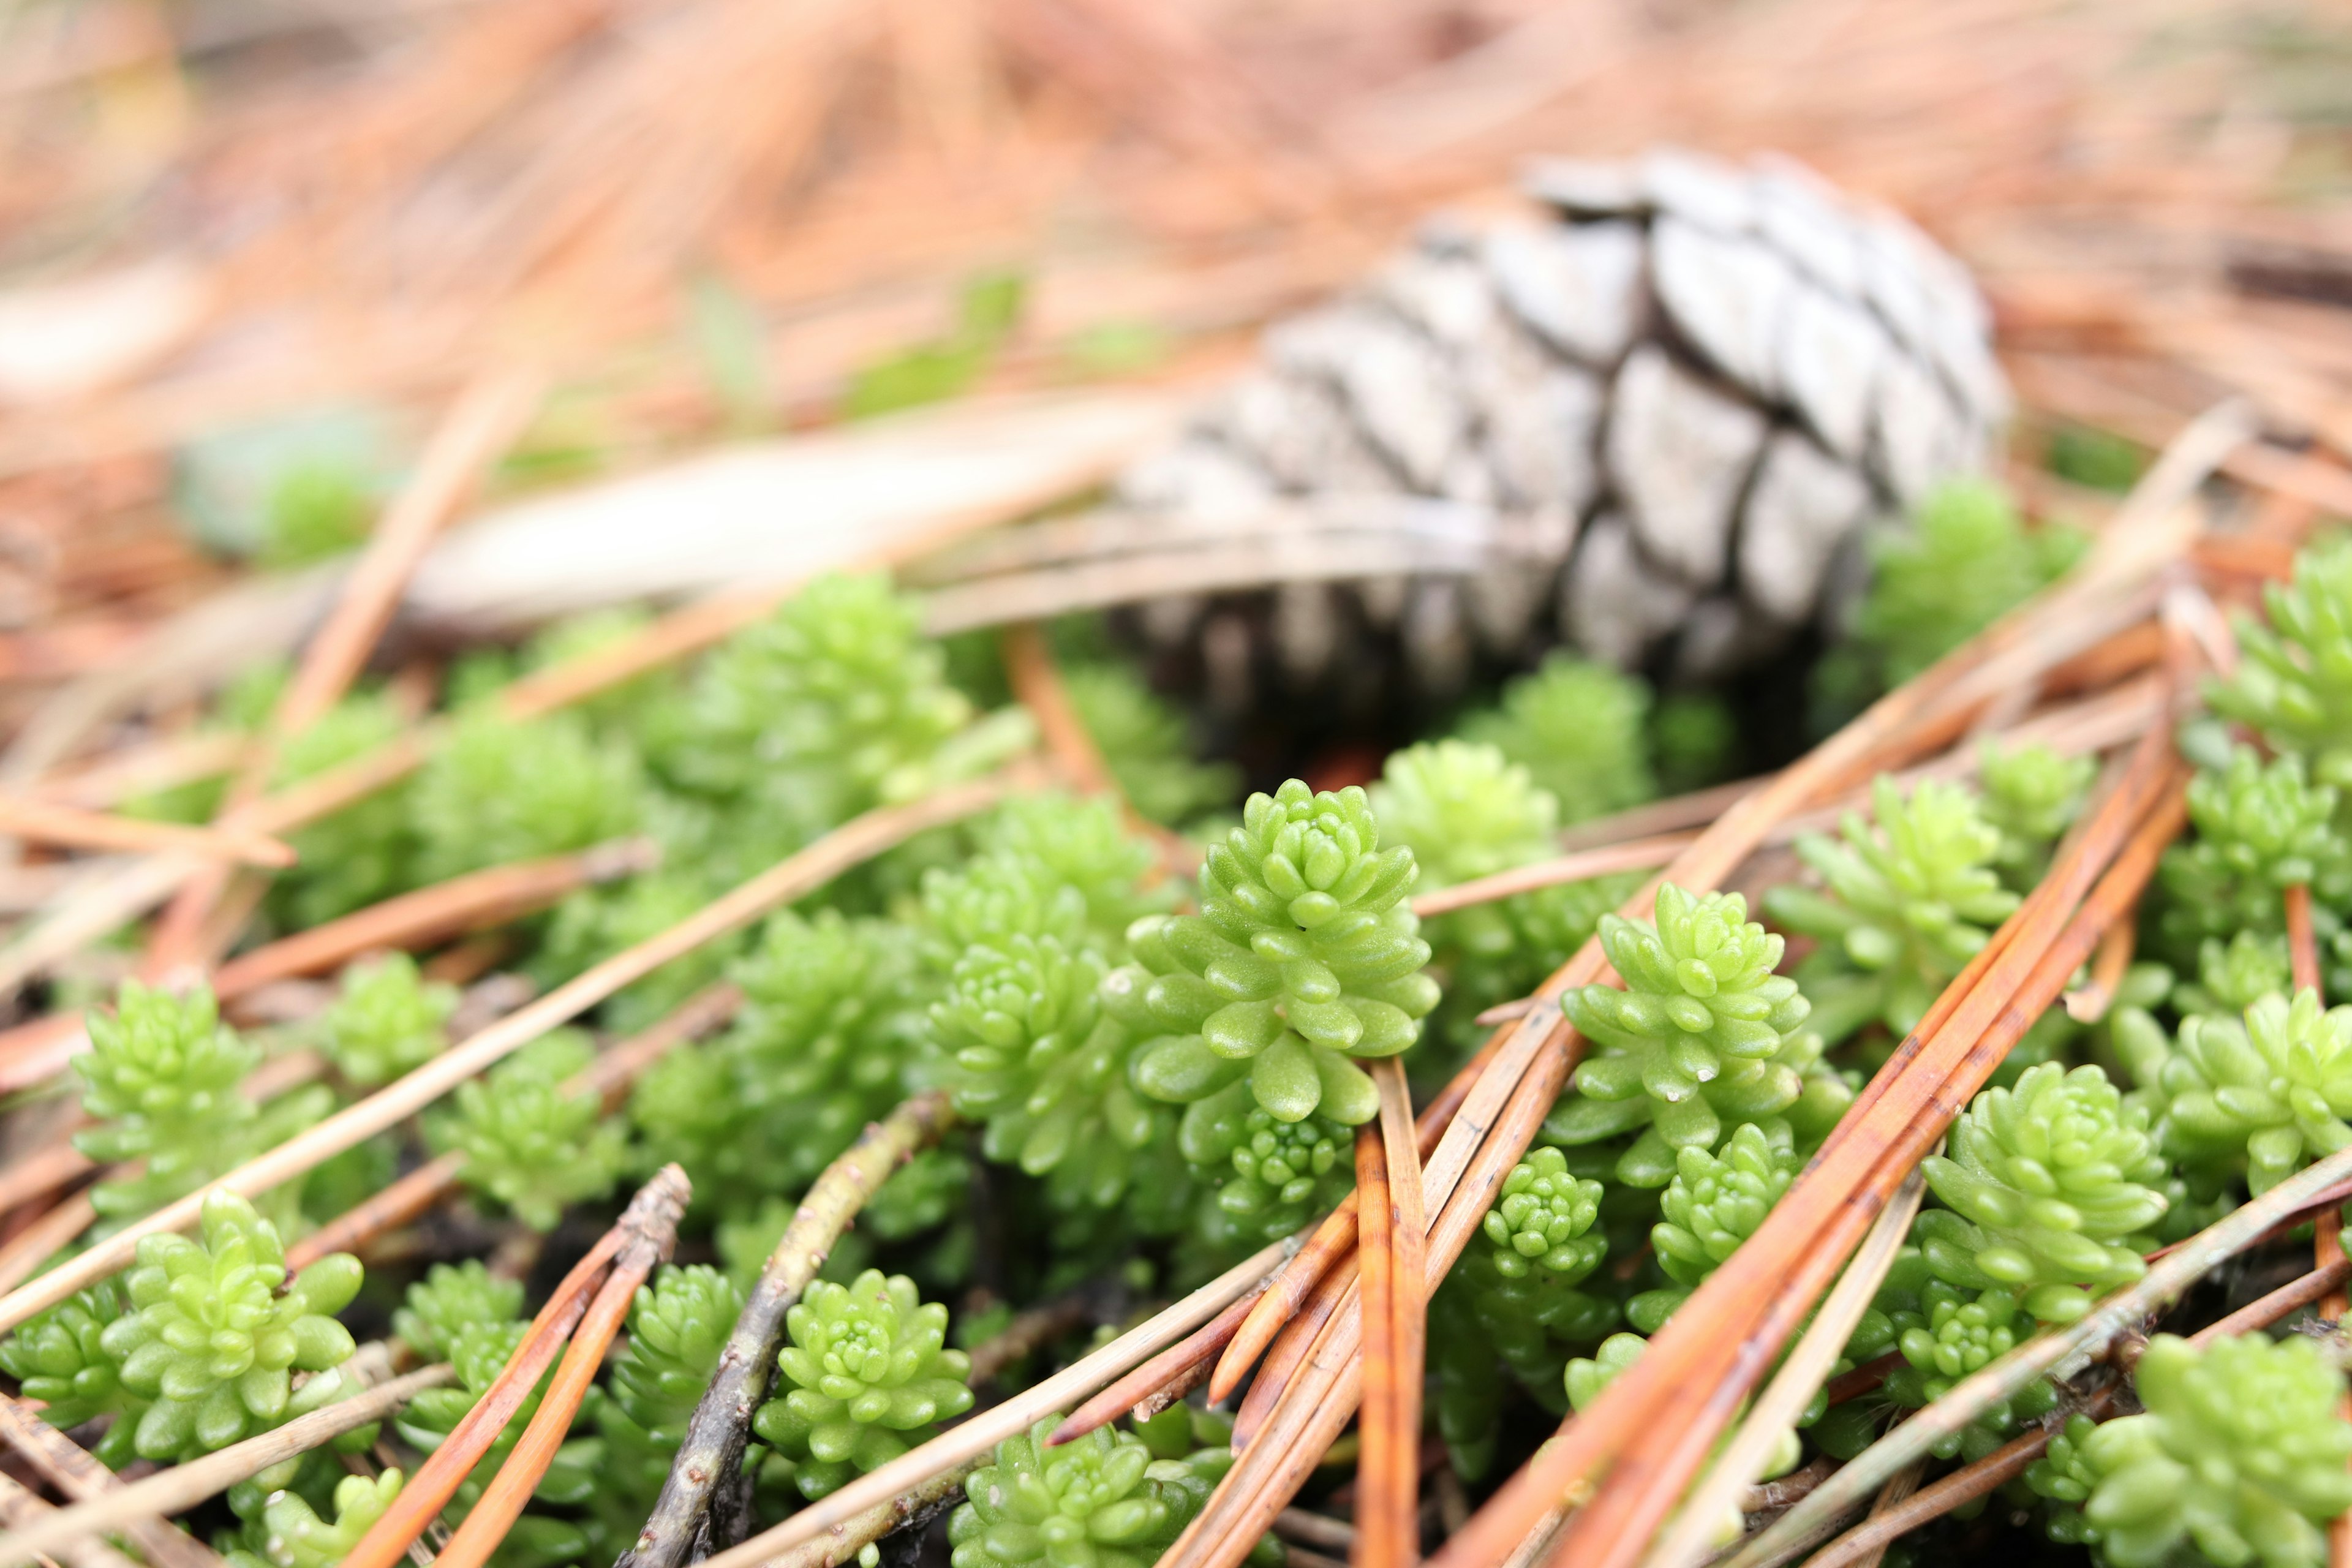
[753,1270,973,1499]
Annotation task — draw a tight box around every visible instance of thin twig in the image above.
[1355,1057,1425,1568]
[696,1236,1304,1568]
[0,1467,144,1568]
[1047,1276,1269,1444]
[966,1289,1099,1385]
[0,797,295,869]
[0,766,1033,1335]
[0,1366,452,1568]
[435,1167,686,1568]
[763,1460,984,1568]
[0,1395,225,1568]
[617,1093,960,1568]
[1637,1169,1927,1568]
[1408,834,1698,918]
[1277,1512,1357,1553]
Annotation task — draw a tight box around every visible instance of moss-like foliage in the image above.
[1848,478,2085,687]
[1767,777,2020,1046]
[1978,742,2095,889]
[75,983,262,1220]
[391,1261,524,1362]
[430,1030,628,1231]
[1916,1063,2167,1324]
[100,1191,360,1461]
[2211,540,2352,787]
[2028,1334,2352,1568]
[2163,989,2352,1194]
[0,1283,145,1467]
[1455,654,1656,826]
[2159,747,2346,952]
[219,1469,402,1568]
[1061,663,1238,827]
[948,1417,1278,1568]
[669,573,972,811]
[1123,782,1436,1126]
[412,706,646,883]
[1177,1087,1353,1243]
[931,935,1172,1210]
[321,952,455,1088]
[599,1265,747,1513]
[1555,884,1825,1183]
[753,1270,973,1500]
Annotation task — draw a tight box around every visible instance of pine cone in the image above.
[1100,147,2005,710]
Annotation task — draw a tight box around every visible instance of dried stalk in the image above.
[1636,1168,1928,1568]
[698,1235,1305,1568]
[0,1366,453,1568]
[287,980,744,1269]
[1407,834,1697,918]
[967,1290,1099,1385]
[0,837,660,1095]
[1355,1058,1428,1568]
[0,797,295,869]
[340,1174,684,1568]
[0,1395,224,1568]
[0,1467,144,1568]
[619,1093,959,1568]
[1723,1137,2352,1568]
[434,1167,685,1568]
[0,766,1032,1335]
[763,1459,984,1568]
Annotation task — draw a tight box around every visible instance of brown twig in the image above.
[617,1093,959,1568]
[0,1395,224,1568]
[0,797,295,869]
[1355,1057,1426,1568]
[0,766,1033,1335]
[434,1166,687,1568]
[0,1366,452,1568]
[967,1289,1101,1385]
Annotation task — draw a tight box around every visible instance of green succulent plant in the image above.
[1122,781,1436,1126]
[99,1191,361,1461]
[321,952,456,1087]
[2027,1334,2352,1568]
[2173,932,2293,1022]
[2211,540,2352,788]
[598,1265,748,1520]
[1565,1332,1649,1413]
[1455,654,1656,825]
[1176,1087,1353,1242]
[2159,747,2347,952]
[668,573,973,810]
[533,872,745,1036]
[970,793,1175,941]
[1625,1123,1800,1334]
[2162,989,2352,1193]
[1766,777,2021,1046]
[0,1283,145,1466]
[75,982,263,1220]
[219,1469,404,1568]
[429,1030,628,1231]
[391,1260,524,1362]
[1436,873,1642,1066]
[266,689,421,928]
[1553,884,1823,1184]
[1846,478,2085,687]
[1371,740,1559,890]
[1915,1062,2168,1324]
[1482,1146,1607,1283]
[1868,1252,2062,1463]
[930,934,1172,1210]
[1978,742,2095,888]
[948,1417,1280,1568]
[752,1270,973,1500]
[411,706,647,883]
[1060,664,1238,827]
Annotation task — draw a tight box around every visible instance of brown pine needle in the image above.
[2289,882,2323,996]
[0,1395,224,1568]
[0,797,295,869]
[434,1167,687,1568]
[0,1194,95,1297]
[620,1093,958,1568]
[0,766,1032,1336]
[1408,834,1697,918]
[2062,905,2139,1023]
[1048,1284,1269,1446]
[0,1466,145,1568]
[1001,621,1117,797]
[1355,1057,1427,1568]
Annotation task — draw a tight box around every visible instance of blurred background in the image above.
[0,0,2345,752]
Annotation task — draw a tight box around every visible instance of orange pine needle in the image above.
[1356,1058,1426,1568]
[2288,881,2322,996]
[0,796,296,869]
